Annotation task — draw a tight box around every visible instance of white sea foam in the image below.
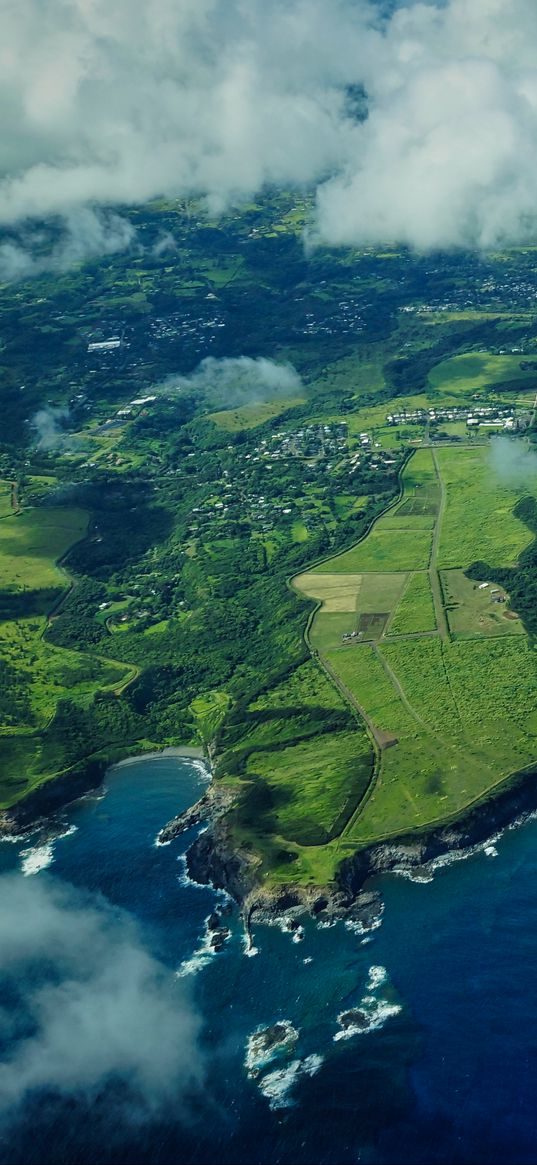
[1,830,30,845]
[303,956,313,965]
[344,912,383,936]
[245,1020,299,1077]
[334,999,402,1042]
[188,759,212,781]
[20,842,55,876]
[175,927,216,978]
[393,832,505,883]
[245,945,259,958]
[367,965,388,991]
[258,1054,324,1109]
[19,823,77,877]
[176,854,207,890]
[334,964,401,1042]
[292,927,305,944]
[176,908,231,977]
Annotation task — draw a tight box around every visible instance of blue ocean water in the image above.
[1,755,537,1164]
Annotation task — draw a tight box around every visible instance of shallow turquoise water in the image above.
[1,756,537,1163]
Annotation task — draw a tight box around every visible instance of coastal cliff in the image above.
[0,760,107,836]
[164,766,537,926]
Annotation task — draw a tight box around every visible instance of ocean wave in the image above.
[187,759,212,781]
[20,842,55,876]
[334,964,401,1042]
[344,914,383,936]
[176,908,231,977]
[393,832,505,883]
[334,999,402,1041]
[258,1054,324,1110]
[242,933,259,958]
[367,965,388,991]
[245,1020,299,1077]
[175,942,215,979]
[176,854,209,889]
[1,830,31,845]
[19,823,78,877]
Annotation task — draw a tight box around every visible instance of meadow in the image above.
[387,572,437,635]
[293,441,537,853]
[428,352,537,402]
[442,569,524,638]
[0,482,13,519]
[207,398,304,431]
[435,447,536,567]
[314,449,437,573]
[0,508,88,592]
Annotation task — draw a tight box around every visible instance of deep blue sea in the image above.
[1,754,537,1165]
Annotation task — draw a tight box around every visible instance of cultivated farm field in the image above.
[436,447,536,568]
[296,441,537,850]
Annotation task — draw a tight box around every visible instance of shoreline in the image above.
[5,736,537,934]
[112,745,206,769]
[0,745,208,837]
[174,762,537,928]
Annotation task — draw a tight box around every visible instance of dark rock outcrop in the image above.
[0,760,106,837]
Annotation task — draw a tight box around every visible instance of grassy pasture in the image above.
[245,729,373,847]
[315,528,432,573]
[435,447,536,568]
[309,612,357,653]
[0,482,13,519]
[190,690,230,744]
[428,352,537,401]
[387,572,437,635]
[250,660,346,714]
[297,441,537,852]
[207,398,304,431]
[314,450,436,573]
[0,508,88,592]
[442,569,524,638]
[338,635,537,846]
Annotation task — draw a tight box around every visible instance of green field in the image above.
[0,508,88,592]
[428,352,537,402]
[387,572,437,635]
[292,442,537,858]
[0,482,13,519]
[442,569,524,638]
[436,447,535,567]
[207,398,304,431]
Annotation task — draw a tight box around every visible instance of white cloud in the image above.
[0,876,203,1118]
[315,0,537,250]
[3,0,537,259]
[160,356,303,409]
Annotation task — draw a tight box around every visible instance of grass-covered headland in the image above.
[1,192,537,889]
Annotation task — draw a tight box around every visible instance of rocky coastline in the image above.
[164,764,537,930]
[0,759,107,837]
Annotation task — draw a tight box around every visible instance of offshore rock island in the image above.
[1,192,537,914]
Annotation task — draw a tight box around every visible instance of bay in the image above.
[1,756,537,1164]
